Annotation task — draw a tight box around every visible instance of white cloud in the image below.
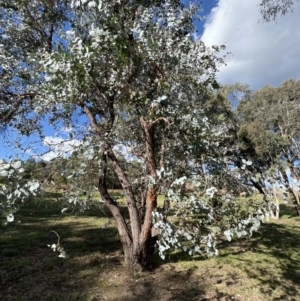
[40,136,81,161]
[201,0,300,89]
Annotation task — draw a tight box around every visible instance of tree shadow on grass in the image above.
[5,198,300,301]
[250,223,300,300]
[0,201,123,301]
[216,208,300,301]
[108,263,242,301]
[110,267,207,301]
[279,203,299,218]
[0,200,245,301]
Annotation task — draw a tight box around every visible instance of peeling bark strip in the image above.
[139,117,157,246]
[140,116,157,177]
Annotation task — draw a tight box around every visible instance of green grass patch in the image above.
[1,193,300,300]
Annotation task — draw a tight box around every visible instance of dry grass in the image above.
[1,192,300,301]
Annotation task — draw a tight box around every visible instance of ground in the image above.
[1,193,300,301]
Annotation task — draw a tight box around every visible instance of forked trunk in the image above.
[123,235,157,272]
[97,115,162,272]
[270,202,280,219]
[99,146,158,271]
[100,187,156,272]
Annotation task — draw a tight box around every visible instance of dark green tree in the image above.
[236,79,300,215]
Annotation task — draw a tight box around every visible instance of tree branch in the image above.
[47,23,54,52]
[105,145,142,243]
[98,151,132,246]
[79,102,105,136]
[149,117,169,129]
[147,57,165,79]
[0,91,38,124]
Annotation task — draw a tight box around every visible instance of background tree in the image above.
[236,79,300,215]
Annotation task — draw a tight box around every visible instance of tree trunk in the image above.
[287,166,300,216]
[123,233,157,272]
[83,98,157,271]
[99,132,158,272]
[250,179,267,196]
[281,169,300,216]
[271,186,280,219]
[294,204,300,216]
[124,117,159,271]
[99,166,154,272]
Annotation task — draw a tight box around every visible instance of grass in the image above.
[1,192,300,301]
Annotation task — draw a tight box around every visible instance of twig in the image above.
[50,230,60,246]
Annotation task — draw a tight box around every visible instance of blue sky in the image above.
[1,0,300,161]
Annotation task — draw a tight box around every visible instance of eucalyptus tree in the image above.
[236,79,300,215]
[205,84,267,199]
[0,0,273,271]
[217,84,270,196]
